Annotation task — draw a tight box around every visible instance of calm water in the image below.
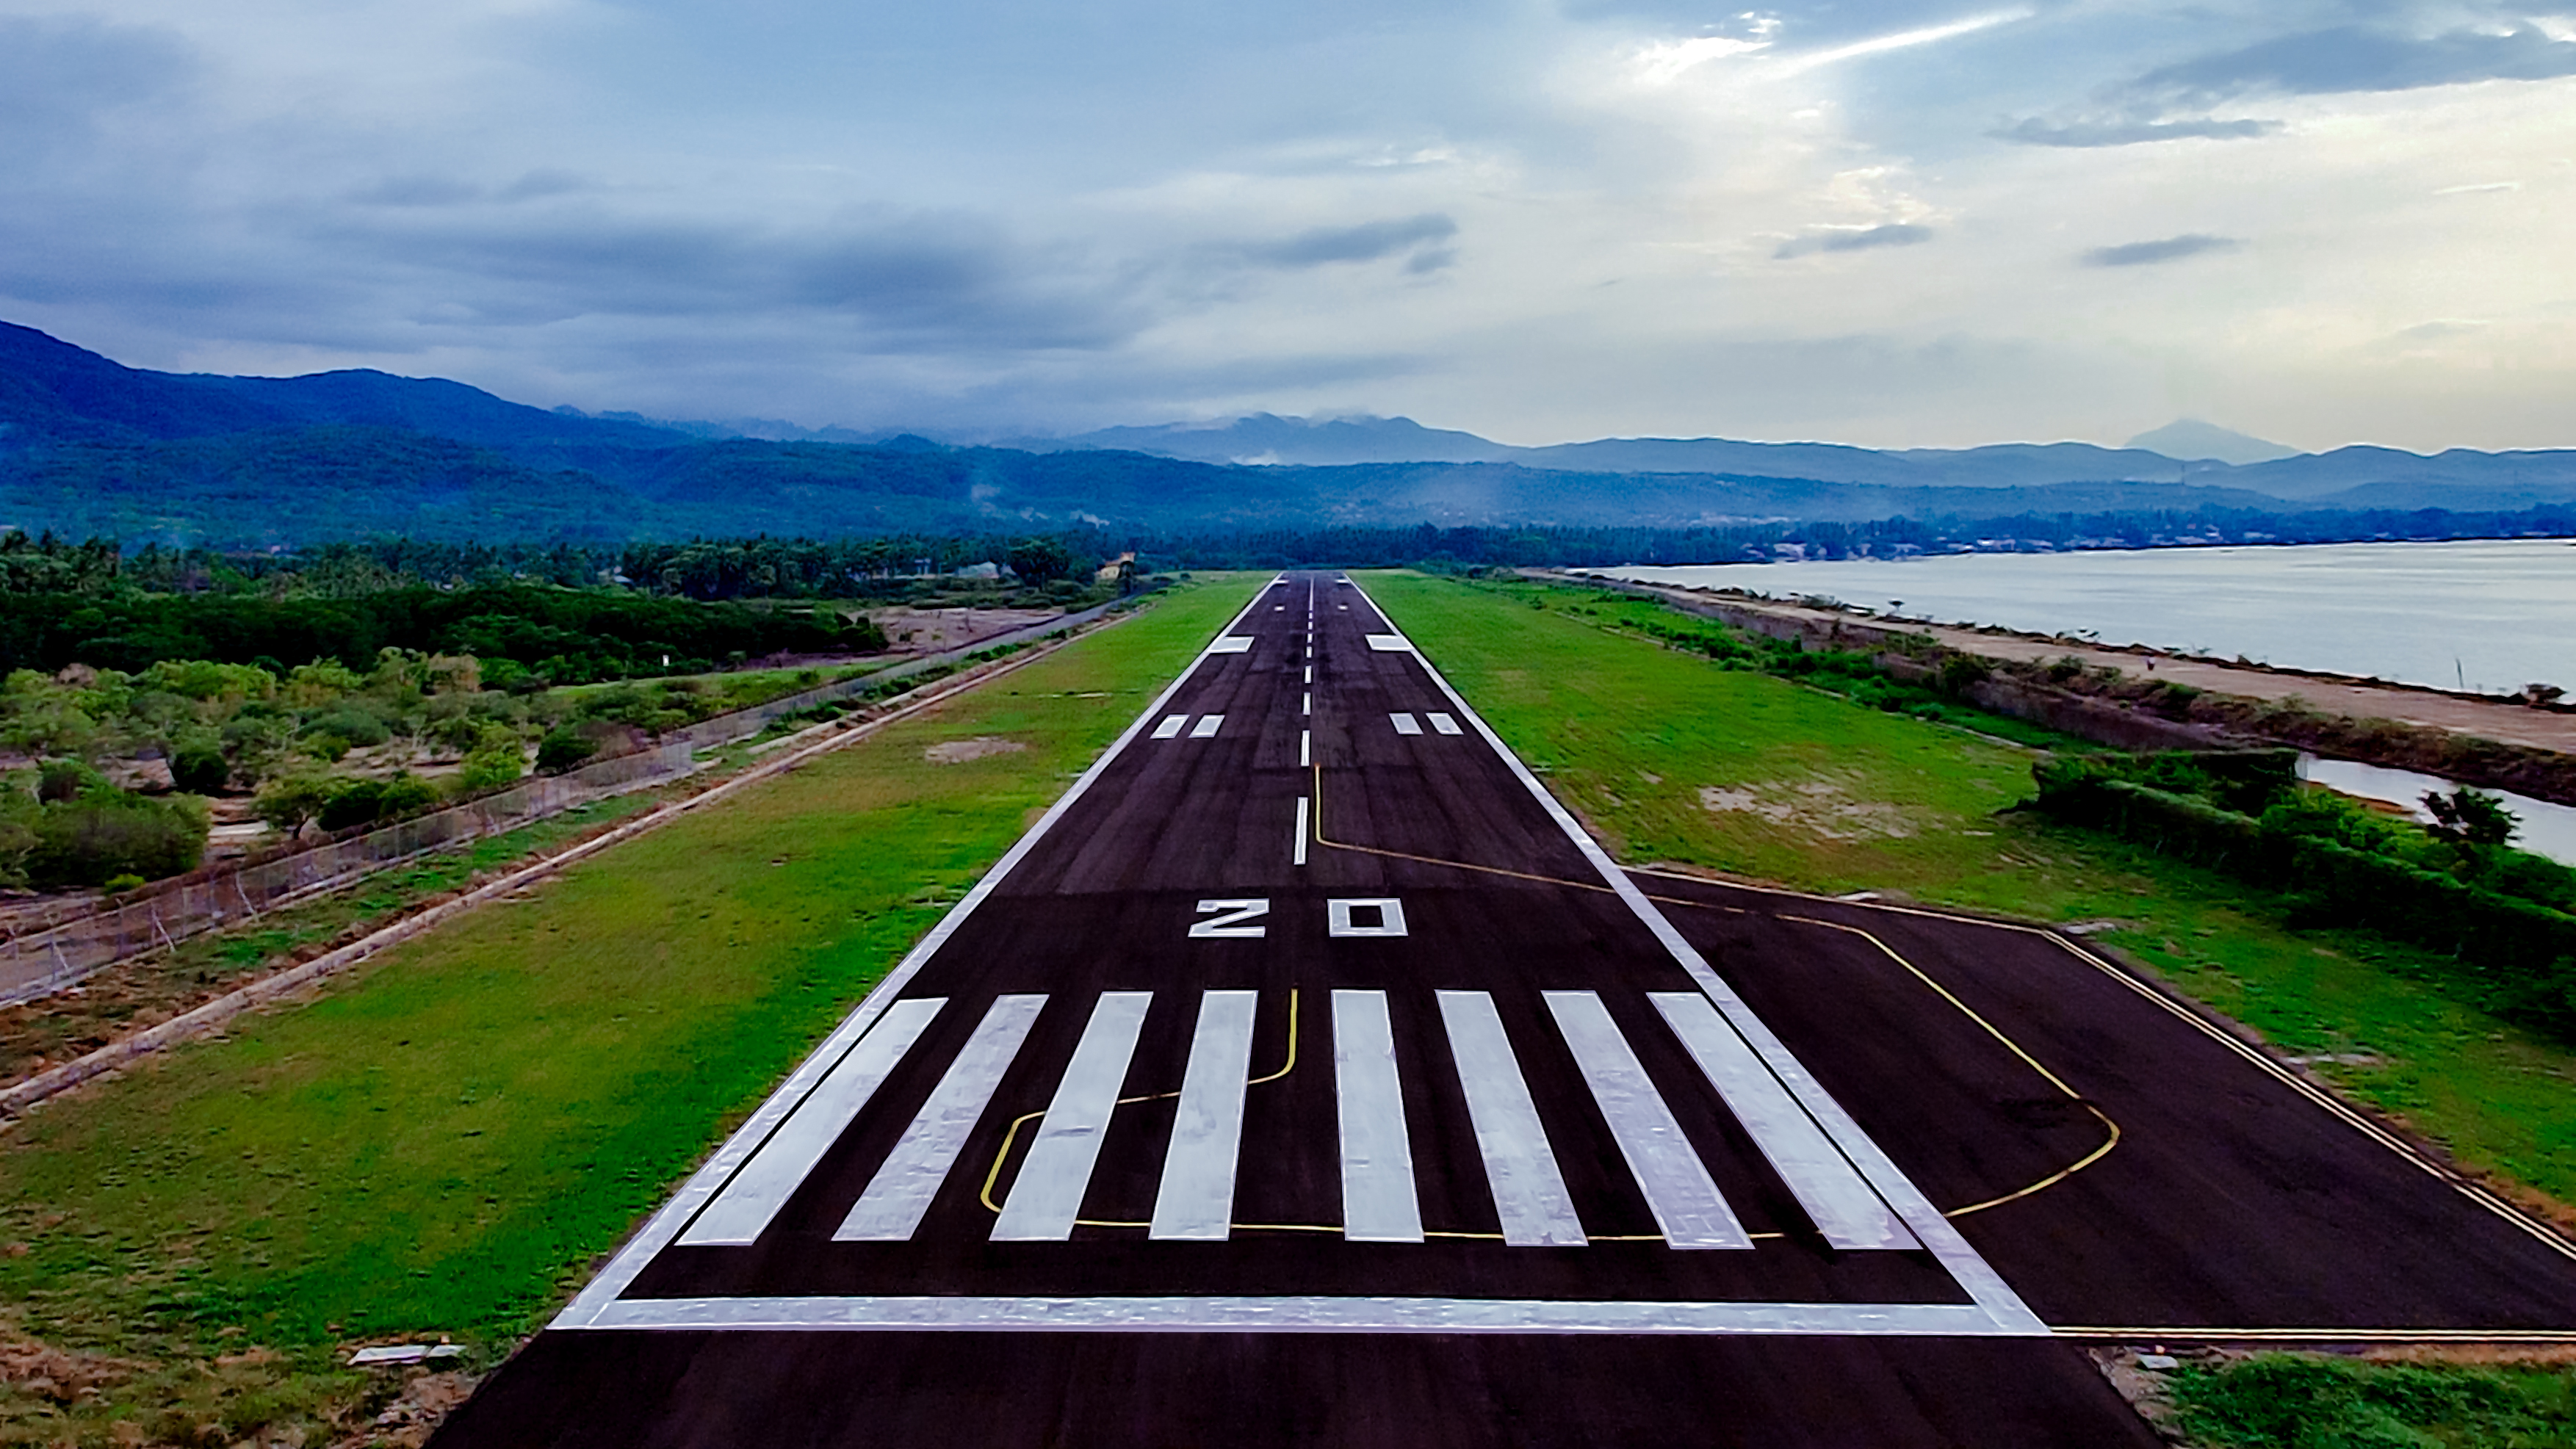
[1611,539,2576,695]
[2301,756,2576,869]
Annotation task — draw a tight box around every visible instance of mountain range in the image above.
[4,319,2574,546]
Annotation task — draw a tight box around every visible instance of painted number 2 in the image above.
[1188,899,1271,939]
[1188,898,1409,939]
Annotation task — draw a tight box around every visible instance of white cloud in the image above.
[3,0,2575,449]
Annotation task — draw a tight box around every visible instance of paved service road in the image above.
[433,573,2576,1448]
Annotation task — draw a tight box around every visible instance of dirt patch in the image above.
[923,737,1028,765]
[1698,777,1920,841]
[335,1369,475,1449]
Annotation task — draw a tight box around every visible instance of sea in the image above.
[1606,538,2576,865]
[1608,538,2576,697]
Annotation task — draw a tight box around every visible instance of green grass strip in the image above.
[0,575,1261,1362]
[1365,570,2576,1214]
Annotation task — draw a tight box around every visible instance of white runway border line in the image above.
[553,573,2049,1339]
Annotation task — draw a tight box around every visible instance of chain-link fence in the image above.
[0,596,1124,1007]
[0,741,697,1007]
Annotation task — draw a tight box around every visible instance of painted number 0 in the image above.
[1188,898,1408,939]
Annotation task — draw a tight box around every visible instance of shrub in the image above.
[170,745,231,795]
[36,759,106,803]
[301,706,390,750]
[457,740,526,792]
[103,872,145,894]
[253,771,337,836]
[315,773,439,833]
[24,792,208,888]
[535,727,599,773]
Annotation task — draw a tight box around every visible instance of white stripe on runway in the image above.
[992,993,1152,1242]
[1299,729,1310,767]
[1304,665,1312,684]
[1293,797,1310,867]
[1436,991,1587,1247]
[1189,714,1224,738]
[1427,712,1462,736]
[679,997,946,1246]
[1390,712,1421,735]
[1332,990,1423,1242]
[1366,634,1410,651]
[1650,992,1916,1250]
[1152,715,1186,740]
[1208,635,1254,654]
[1302,692,1312,715]
[1150,991,1260,1240]
[1544,992,1750,1249]
[837,995,1047,1241]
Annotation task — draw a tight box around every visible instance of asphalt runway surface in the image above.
[433,572,2576,1448]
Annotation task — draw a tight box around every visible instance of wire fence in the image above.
[0,742,696,1007]
[0,596,1123,1007]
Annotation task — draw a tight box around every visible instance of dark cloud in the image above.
[1994,116,2281,148]
[2132,24,2576,109]
[1775,223,1933,260]
[497,169,590,202]
[2082,234,2240,267]
[1241,214,1457,268]
[0,15,197,149]
[1998,22,2576,151]
[350,175,484,207]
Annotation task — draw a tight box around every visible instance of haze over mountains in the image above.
[4,320,2574,547]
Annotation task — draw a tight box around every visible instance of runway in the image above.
[431,571,2576,1447]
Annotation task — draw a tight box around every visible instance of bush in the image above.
[301,705,390,750]
[253,771,336,836]
[457,741,526,792]
[2035,768,2576,1038]
[36,759,105,803]
[315,773,439,833]
[535,727,599,773]
[24,792,208,888]
[170,745,231,795]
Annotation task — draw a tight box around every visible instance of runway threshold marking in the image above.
[1391,712,1422,736]
[1150,991,1260,1240]
[678,997,948,1247]
[1333,990,1425,1243]
[1152,714,1186,739]
[839,995,1047,1241]
[1438,991,1590,1248]
[1189,713,1224,738]
[992,992,1153,1242]
[1546,991,1752,1250]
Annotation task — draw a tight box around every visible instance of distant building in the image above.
[955,561,1002,580]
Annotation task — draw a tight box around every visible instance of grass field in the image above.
[0,575,1260,1446]
[1365,571,2576,1214]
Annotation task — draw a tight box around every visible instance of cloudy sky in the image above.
[4,0,2573,449]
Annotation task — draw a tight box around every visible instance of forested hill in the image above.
[7,320,2576,545]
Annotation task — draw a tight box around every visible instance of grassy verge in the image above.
[0,795,658,1084]
[0,574,1261,1448]
[1365,571,2576,1210]
[2169,1353,2576,1448]
[1374,568,2576,1444]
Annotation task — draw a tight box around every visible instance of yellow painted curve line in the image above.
[1778,914,2122,1216]
[1310,763,2118,1226]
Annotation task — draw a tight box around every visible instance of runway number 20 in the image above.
[1188,898,1408,939]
